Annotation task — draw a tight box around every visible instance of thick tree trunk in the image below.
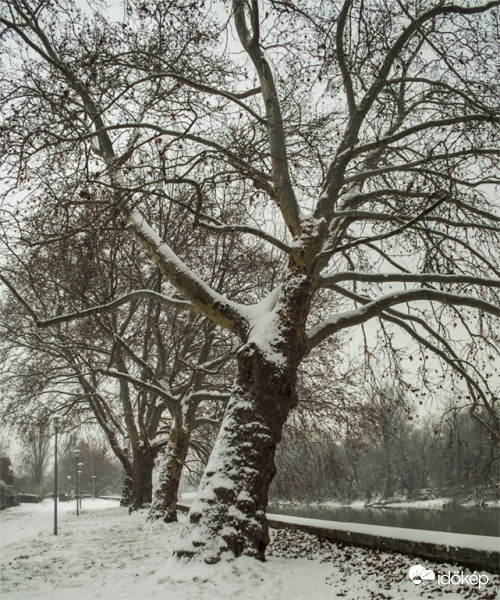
[126,447,156,511]
[174,342,299,563]
[148,421,190,523]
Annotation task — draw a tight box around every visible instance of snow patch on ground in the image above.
[1,500,498,600]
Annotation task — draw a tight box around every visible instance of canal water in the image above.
[267,504,500,537]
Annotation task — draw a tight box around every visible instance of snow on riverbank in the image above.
[276,497,500,510]
[267,512,500,552]
[1,500,498,600]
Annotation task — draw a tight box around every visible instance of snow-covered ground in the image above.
[1,499,498,600]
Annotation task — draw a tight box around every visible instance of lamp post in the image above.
[74,449,80,516]
[77,463,83,509]
[122,436,131,506]
[52,415,62,536]
[91,475,96,500]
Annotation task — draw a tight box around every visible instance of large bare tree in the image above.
[1,0,499,562]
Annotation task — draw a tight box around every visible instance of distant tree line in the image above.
[271,387,499,505]
[0,432,123,503]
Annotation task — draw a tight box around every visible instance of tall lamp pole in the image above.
[78,463,83,509]
[52,415,62,535]
[74,449,80,516]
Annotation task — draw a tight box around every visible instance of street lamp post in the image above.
[52,415,62,536]
[122,436,131,506]
[77,463,83,509]
[74,449,80,516]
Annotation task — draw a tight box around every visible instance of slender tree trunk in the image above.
[148,421,190,523]
[381,430,395,500]
[120,472,133,507]
[174,342,299,563]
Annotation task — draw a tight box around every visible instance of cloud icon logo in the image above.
[409,564,436,585]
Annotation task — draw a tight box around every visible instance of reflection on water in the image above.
[267,504,500,537]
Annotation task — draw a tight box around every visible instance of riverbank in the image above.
[271,494,500,511]
[267,502,499,537]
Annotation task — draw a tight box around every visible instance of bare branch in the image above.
[197,218,291,254]
[348,114,500,160]
[321,272,500,289]
[101,368,177,413]
[307,288,500,350]
[336,0,356,117]
[36,289,194,328]
[233,0,302,236]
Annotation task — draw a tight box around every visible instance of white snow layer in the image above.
[1,499,498,600]
[266,512,500,552]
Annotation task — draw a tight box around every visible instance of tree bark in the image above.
[125,447,157,511]
[174,341,299,563]
[148,420,190,523]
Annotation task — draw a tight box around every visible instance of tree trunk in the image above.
[148,420,190,523]
[127,447,156,511]
[120,472,133,507]
[174,341,299,563]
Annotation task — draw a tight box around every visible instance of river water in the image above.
[267,504,500,537]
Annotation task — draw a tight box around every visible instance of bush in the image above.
[19,493,41,503]
[0,480,19,510]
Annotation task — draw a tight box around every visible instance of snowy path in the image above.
[0,498,113,546]
[1,500,70,546]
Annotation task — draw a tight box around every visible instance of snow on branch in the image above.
[306,288,500,351]
[320,272,500,288]
[193,416,222,429]
[126,210,249,338]
[190,390,231,404]
[35,289,194,328]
